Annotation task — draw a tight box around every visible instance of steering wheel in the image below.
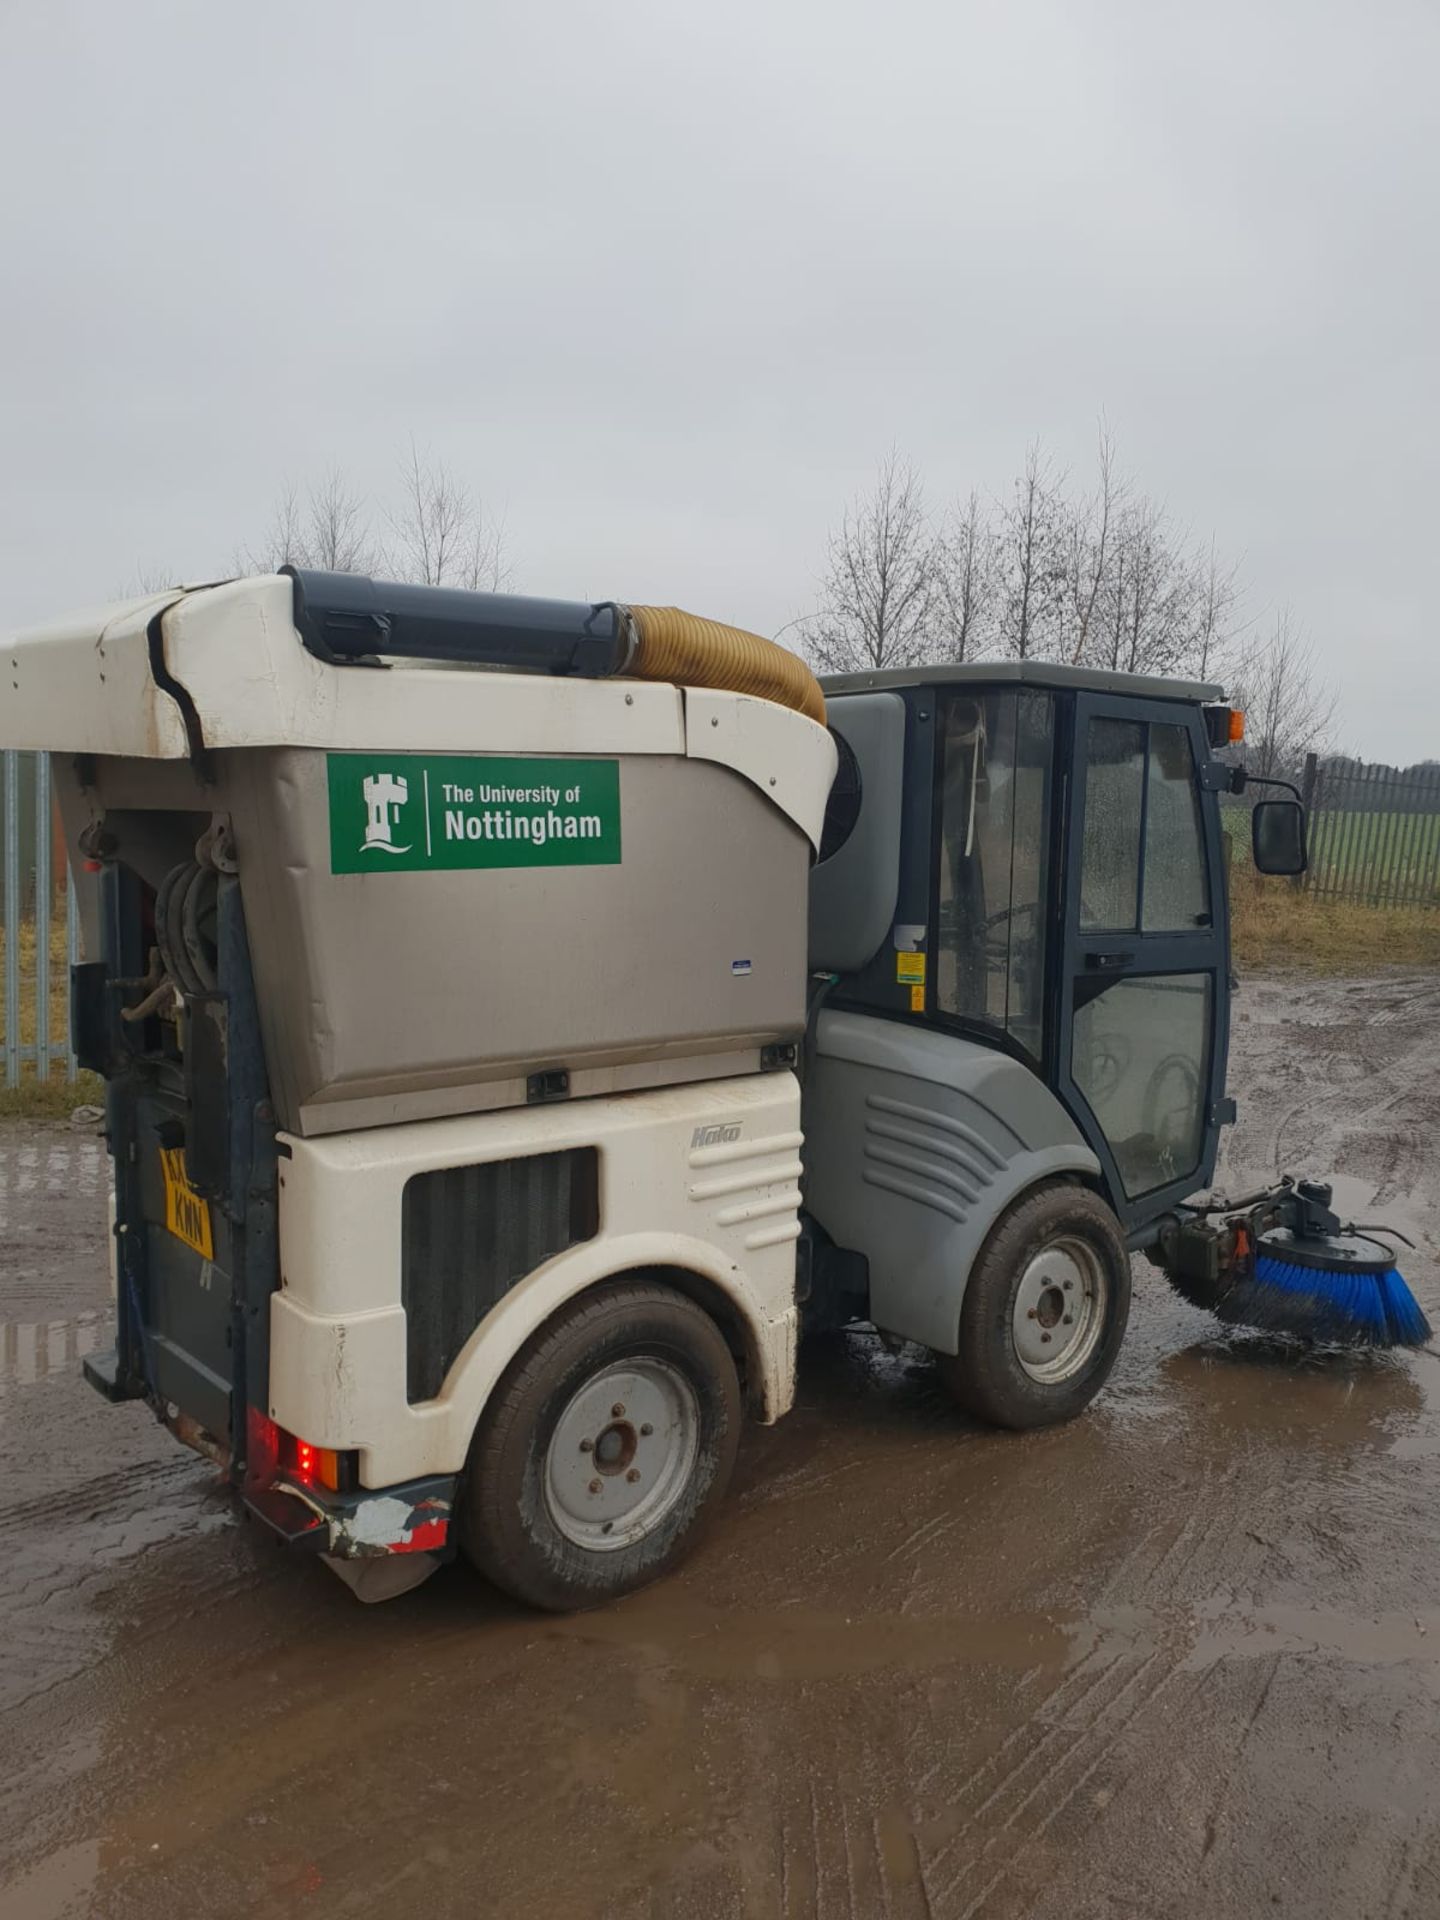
[1141,1053,1202,1175]
[979,897,1041,959]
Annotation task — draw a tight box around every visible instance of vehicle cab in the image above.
[814,662,1238,1223]
[802,662,1254,1427]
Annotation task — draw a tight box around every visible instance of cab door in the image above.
[1056,694,1229,1228]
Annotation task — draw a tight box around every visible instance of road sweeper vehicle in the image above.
[4,570,1424,1610]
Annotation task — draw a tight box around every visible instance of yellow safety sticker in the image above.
[909,983,926,1013]
[160,1147,214,1260]
[896,951,926,984]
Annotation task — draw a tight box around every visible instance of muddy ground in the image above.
[2,970,1440,1920]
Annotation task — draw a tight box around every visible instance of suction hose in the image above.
[283,570,825,724]
[623,605,825,726]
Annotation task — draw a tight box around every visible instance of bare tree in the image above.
[936,489,994,663]
[805,454,940,674]
[1066,424,1124,665]
[240,446,508,588]
[1098,499,1203,677]
[113,563,181,596]
[1229,608,1336,781]
[387,440,509,589]
[241,482,310,573]
[805,430,1257,687]
[305,467,375,574]
[1192,536,1243,681]
[1117,502,1172,674]
[994,442,1066,661]
[458,505,511,593]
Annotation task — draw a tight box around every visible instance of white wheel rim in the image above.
[543,1358,701,1553]
[1010,1236,1108,1384]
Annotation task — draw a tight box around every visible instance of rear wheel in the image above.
[461,1280,742,1611]
[935,1183,1131,1429]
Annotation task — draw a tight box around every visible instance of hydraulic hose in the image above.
[623,605,826,726]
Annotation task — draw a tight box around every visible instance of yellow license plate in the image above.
[160,1147,214,1260]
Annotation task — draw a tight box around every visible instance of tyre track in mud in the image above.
[4,978,1440,1919]
[1221,971,1440,1244]
[0,1125,265,1729]
[731,972,1440,1920]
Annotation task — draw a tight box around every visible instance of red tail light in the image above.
[247,1414,345,1493]
[286,1432,343,1491]
[244,1407,281,1491]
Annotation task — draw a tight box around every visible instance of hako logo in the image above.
[361,772,413,855]
[691,1122,742,1150]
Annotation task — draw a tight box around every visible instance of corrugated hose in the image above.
[623,605,825,726]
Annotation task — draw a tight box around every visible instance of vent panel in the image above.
[401,1148,598,1403]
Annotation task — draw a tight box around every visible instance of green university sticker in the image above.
[326,754,621,874]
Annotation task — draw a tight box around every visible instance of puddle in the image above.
[0,1313,107,1390]
[550,1588,1089,1683]
[0,1838,100,1920]
[1184,1599,1440,1671]
[1389,1345,1440,1459]
[1159,1336,1426,1457]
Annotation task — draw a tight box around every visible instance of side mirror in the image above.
[1252,798,1307,876]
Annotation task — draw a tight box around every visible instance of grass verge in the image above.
[1230,873,1440,973]
[0,1074,105,1121]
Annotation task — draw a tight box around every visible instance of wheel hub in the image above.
[544,1359,700,1552]
[593,1421,637,1473]
[1011,1238,1107,1384]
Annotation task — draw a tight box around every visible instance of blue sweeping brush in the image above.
[1159,1178,1433,1350]
[1212,1227,1432,1349]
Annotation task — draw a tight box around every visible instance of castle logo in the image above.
[361,771,413,854]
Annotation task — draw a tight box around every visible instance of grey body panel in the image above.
[53,748,812,1138]
[821,660,1222,705]
[232,748,811,1135]
[808,692,905,974]
[803,1009,1101,1352]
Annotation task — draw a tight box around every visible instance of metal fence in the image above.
[1,750,82,1087]
[1301,754,1440,909]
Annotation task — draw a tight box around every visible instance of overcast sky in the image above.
[4,0,1436,762]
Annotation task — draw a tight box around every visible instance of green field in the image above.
[1225,806,1440,905]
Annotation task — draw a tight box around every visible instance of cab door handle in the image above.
[1084,951,1134,972]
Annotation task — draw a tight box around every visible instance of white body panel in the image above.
[5,576,835,851]
[269,1074,804,1486]
[7,590,191,758]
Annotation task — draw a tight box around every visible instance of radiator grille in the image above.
[401,1149,598,1403]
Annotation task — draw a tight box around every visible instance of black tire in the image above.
[935,1182,1131,1430]
[461,1280,742,1612]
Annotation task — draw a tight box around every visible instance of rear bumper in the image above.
[82,1345,140,1403]
[83,1340,458,1561]
[242,1473,458,1561]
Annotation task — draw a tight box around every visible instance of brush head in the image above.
[1213,1227,1433,1348]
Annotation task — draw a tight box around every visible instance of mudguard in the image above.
[803,1010,1102,1353]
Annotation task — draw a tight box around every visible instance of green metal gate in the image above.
[1302,753,1440,909]
[1,750,81,1088]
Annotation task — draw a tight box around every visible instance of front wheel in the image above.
[935,1183,1131,1430]
[460,1280,742,1611]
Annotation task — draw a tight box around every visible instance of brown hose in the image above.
[624,606,825,725]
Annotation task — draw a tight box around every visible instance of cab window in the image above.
[1071,707,1215,1201]
[1079,717,1210,932]
[936,690,1054,1061]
